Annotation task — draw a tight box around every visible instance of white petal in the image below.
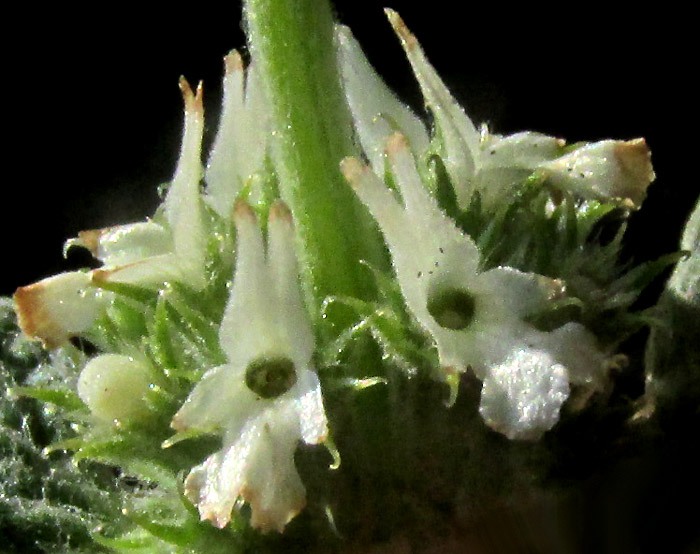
[240,405,306,532]
[336,24,429,173]
[473,266,563,322]
[545,322,606,387]
[479,347,570,440]
[184,447,232,528]
[218,201,281,365]
[476,131,566,207]
[65,221,172,268]
[537,138,654,208]
[162,78,207,289]
[267,201,314,363]
[481,131,565,171]
[385,9,479,208]
[294,369,328,445]
[13,271,101,348]
[185,405,306,532]
[205,52,269,217]
[171,364,260,436]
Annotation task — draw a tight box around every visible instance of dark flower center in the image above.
[245,357,297,398]
[427,287,476,330]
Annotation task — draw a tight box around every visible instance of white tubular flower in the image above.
[205,51,270,217]
[14,79,208,347]
[338,10,652,210]
[336,24,430,174]
[13,272,101,349]
[345,10,563,209]
[536,138,655,208]
[384,8,480,206]
[86,77,208,290]
[170,200,328,533]
[341,132,605,440]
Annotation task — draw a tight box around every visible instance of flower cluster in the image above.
[342,133,606,439]
[9,6,663,548]
[339,10,654,211]
[337,10,652,438]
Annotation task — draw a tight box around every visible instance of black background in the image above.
[3,1,696,296]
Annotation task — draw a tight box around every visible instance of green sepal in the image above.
[10,386,87,413]
[161,427,216,450]
[122,509,196,547]
[608,251,689,302]
[428,154,461,223]
[92,279,160,306]
[147,291,179,372]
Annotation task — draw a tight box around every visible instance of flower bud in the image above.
[77,354,152,423]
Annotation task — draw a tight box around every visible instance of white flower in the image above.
[70,77,207,290]
[14,76,212,347]
[341,132,605,440]
[204,51,270,217]
[335,23,430,175]
[338,10,654,210]
[536,138,655,208]
[170,200,328,532]
[13,271,101,349]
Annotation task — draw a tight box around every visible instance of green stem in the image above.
[244,0,385,311]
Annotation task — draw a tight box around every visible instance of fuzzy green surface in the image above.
[0,299,121,553]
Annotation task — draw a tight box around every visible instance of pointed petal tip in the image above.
[385,131,410,156]
[615,137,655,184]
[179,76,204,114]
[334,23,351,42]
[233,198,257,222]
[339,157,368,188]
[224,50,244,75]
[384,8,417,50]
[13,273,96,350]
[269,200,293,224]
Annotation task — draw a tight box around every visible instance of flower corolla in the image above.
[337,10,654,211]
[342,132,605,440]
[170,200,328,532]
[14,54,269,348]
